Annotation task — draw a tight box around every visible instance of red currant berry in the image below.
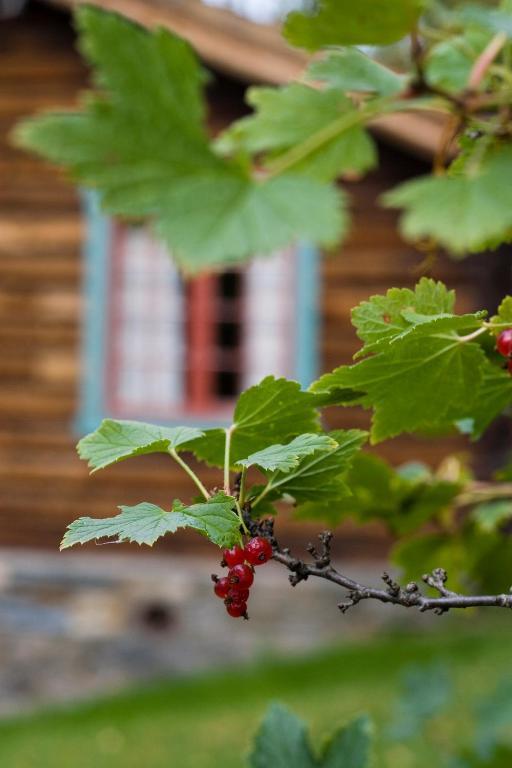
[213,576,230,599]
[244,537,273,566]
[226,601,248,618]
[228,563,254,589]
[222,545,246,568]
[227,587,250,603]
[497,329,512,358]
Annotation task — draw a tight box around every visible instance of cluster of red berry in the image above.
[497,329,512,372]
[212,536,273,619]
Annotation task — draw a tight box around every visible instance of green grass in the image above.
[0,621,511,768]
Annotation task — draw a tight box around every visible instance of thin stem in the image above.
[456,482,512,507]
[235,499,250,536]
[238,467,247,507]
[224,426,234,496]
[456,325,489,343]
[265,101,385,179]
[468,32,508,91]
[168,449,210,500]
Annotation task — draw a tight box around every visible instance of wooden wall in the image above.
[0,3,507,553]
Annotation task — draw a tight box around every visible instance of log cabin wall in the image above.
[0,3,507,552]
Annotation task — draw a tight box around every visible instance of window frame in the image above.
[75,191,320,433]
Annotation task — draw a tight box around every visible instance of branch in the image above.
[245,517,512,615]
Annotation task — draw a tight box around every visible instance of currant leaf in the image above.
[77,419,204,472]
[283,0,423,50]
[296,454,462,533]
[60,492,240,549]
[351,277,455,357]
[187,376,322,468]
[14,6,346,271]
[250,704,371,768]
[237,433,337,473]
[424,29,493,93]
[472,500,512,533]
[382,147,512,256]
[253,429,367,508]
[491,295,512,328]
[456,360,512,440]
[312,315,487,443]
[249,704,316,768]
[217,84,376,181]
[321,716,372,768]
[307,49,409,97]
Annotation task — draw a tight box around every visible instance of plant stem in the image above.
[238,467,247,507]
[468,32,508,90]
[224,426,234,495]
[235,499,249,536]
[456,482,512,507]
[265,101,385,179]
[169,449,210,500]
[457,325,489,343]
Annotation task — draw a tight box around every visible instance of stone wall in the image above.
[0,548,437,715]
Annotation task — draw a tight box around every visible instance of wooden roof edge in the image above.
[43,0,444,158]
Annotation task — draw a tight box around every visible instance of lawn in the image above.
[0,620,511,768]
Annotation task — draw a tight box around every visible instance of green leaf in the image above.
[382,148,512,256]
[297,453,461,532]
[425,29,492,93]
[312,315,487,443]
[307,49,409,97]
[77,419,204,472]
[60,492,240,549]
[491,295,512,328]
[188,377,322,468]
[458,361,512,440]
[351,277,455,357]
[155,172,347,269]
[472,501,512,533]
[284,0,423,50]
[217,84,376,182]
[254,429,367,508]
[237,434,337,473]
[14,6,346,271]
[321,716,372,768]
[249,704,315,768]
[386,664,452,741]
[459,4,512,37]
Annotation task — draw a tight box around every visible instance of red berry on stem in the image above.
[227,587,250,603]
[497,329,512,358]
[222,545,246,568]
[245,537,273,566]
[213,576,230,599]
[228,563,254,589]
[226,601,248,618]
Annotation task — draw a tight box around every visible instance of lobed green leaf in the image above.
[217,84,376,182]
[284,0,424,50]
[383,148,512,256]
[60,492,240,549]
[14,6,346,271]
[236,433,337,473]
[77,419,204,472]
[312,314,488,442]
[307,49,409,97]
[187,376,323,468]
[252,429,367,508]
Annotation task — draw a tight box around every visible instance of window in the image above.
[77,192,319,431]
